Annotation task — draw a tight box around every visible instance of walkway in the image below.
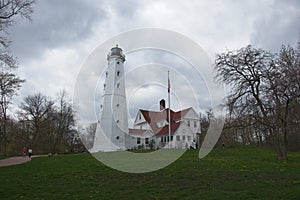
[0,155,45,167]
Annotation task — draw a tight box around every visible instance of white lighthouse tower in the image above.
[91,45,129,152]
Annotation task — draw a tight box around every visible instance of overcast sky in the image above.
[8,0,300,122]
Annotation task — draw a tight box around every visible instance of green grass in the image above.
[0,147,299,199]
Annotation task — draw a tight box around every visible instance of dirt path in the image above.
[0,155,46,167]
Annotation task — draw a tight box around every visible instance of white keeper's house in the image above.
[128,99,200,149]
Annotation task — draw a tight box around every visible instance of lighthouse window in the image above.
[103,84,106,90]
[116,120,119,123]
[105,71,108,78]
[116,104,119,107]
[117,83,120,88]
[117,71,120,76]
[117,61,120,64]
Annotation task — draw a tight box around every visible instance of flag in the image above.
[168,72,170,93]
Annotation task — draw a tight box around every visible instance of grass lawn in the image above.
[0,147,299,199]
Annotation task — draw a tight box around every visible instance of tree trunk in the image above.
[273,135,288,161]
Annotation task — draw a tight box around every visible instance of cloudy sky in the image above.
[8,0,300,123]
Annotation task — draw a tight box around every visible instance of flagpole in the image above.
[168,71,171,148]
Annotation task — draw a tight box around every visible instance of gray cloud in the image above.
[107,0,141,17]
[7,0,300,119]
[250,0,300,52]
[9,0,107,62]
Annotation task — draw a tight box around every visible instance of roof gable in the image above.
[173,107,192,121]
[128,128,153,138]
[182,108,199,119]
[134,110,147,124]
[134,107,196,136]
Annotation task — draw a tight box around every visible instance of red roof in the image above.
[155,122,181,136]
[138,107,192,136]
[173,108,191,121]
[128,128,147,135]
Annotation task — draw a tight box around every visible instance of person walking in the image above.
[28,149,32,160]
[22,147,27,157]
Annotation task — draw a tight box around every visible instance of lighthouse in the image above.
[91,45,129,152]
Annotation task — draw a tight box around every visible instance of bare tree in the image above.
[0,0,35,154]
[50,91,76,153]
[19,93,54,151]
[0,0,35,46]
[80,123,97,150]
[0,65,24,152]
[0,53,24,152]
[215,45,300,161]
[18,92,79,154]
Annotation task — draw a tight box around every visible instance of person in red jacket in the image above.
[22,147,27,157]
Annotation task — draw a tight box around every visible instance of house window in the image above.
[117,71,120,76]
[187,121,190,127]
[182,135,186,141]
[176,135,180,141]
[145,138,149,144]
[194,121,197,128]
[161,137,163,142]
[188,136,191,141]
[139,114,141,120]
[137,137,141,144]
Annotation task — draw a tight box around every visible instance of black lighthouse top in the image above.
[107,44,125,62]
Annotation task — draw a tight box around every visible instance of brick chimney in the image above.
[160,99,165,111]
